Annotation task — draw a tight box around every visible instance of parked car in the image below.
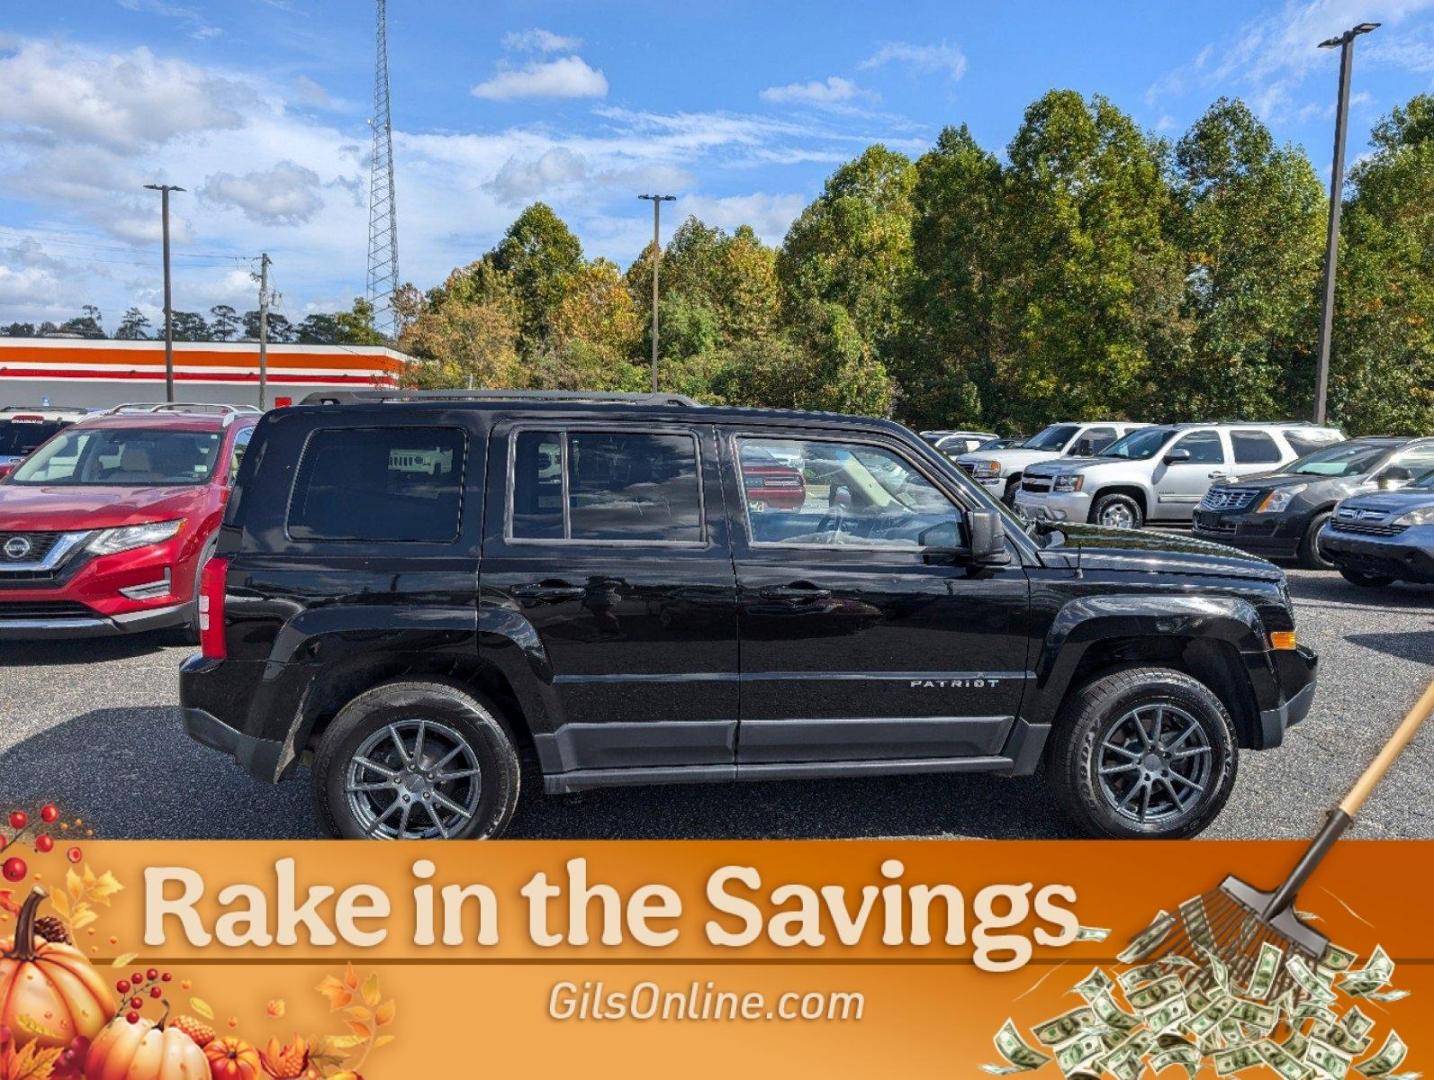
[1016,423,1346,530]
[0,407,257,638]
[1319,467,1434,588]
[1192,437,1434,568]
[921,430,999,456]
[738,444,806,510]
[180,389,1316,842]
[0,407,88,479]
[956,421,1151,505]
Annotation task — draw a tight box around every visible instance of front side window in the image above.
[1025,424,1080,451]
[10,427,222,486]
[228,427,254,484]
[1104,427,1177,461]
[1389,445,1434,478]
[737,436,960,548]
[1170,430,1225,465]
[510,429,703,543]
[288,426,465,542]
[1231,431,1282,464]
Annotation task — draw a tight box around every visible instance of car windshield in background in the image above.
[1289,441,1392,478]
[0,420,66,457]
[1100,427,1175,460]
[9,427,222,486]
[1412,468,1434,490]
[1023,424,1080,451]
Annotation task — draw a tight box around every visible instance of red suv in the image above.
[0,408,256,638]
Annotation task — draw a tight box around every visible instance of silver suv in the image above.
[1015,422,1345,529]
[954,421,1149,504]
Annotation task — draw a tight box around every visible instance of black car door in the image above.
[724,426,1031,767]
[479,418,739,777]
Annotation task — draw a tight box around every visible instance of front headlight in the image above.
[1393,507,1434,527]
[87,519,185,556]
[1256,484,1307,514]
[1052,474,1084,493]
[970,460,1002,478]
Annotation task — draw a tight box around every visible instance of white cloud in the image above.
[860,41,967,81]
[678,192,808,245]
[472,56,608,100]
[201,161,326,225]
[760,76,876,106]
[502,28,583,53]
[293,75,345,111]
[115,0,220,41]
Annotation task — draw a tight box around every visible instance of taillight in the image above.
[199,555,229,659]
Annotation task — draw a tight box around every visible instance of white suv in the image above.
[955,421,1149,504]
[1015,422,1345,530]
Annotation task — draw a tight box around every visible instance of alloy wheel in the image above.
[1099,503,1136,529]
[1095,703,1213,827]
[344,719,482,839]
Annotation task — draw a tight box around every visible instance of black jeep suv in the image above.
[179,390,1317,840]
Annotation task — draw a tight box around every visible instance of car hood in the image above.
[1026,456,1120,476]
[1037,522,1284,581]
[956,447,1061,468]
[0,483,209,531]
[1337,489,1434,516]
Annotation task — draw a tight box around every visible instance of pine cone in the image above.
[33,915,70,944]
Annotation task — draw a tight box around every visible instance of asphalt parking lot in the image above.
[0,569,1430,841]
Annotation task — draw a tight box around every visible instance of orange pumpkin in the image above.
[0,887,114,1050]
[204,1036,262,1080]
[85,1013,209,1080]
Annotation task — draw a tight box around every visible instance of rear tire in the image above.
[312,680,521,840]
[1297,512,1336,570]
[1090,493,1143,530]
[1339,568,1396,588]
[1045,667,1237,839]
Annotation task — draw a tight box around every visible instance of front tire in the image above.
[1045,667,1238,839]
[312,680,521,840]
[1339,568,1396,588]
[1297,511,1336,570]
[1090,492,1143,530]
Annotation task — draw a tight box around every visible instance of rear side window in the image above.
[1232,431,1282,464]
[288,426,465,542]
[1171,430,1225,464]
[510,429,703,543]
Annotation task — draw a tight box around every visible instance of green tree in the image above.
[398,268,525,390]
[1332,95,1434,434]
[242,310,295,342]
[1,322,36,337]
[295,313,339,344]
[115,308,151,339]
[491,202,585,350]
[60,305,105,338]
[209,304,240,341]
[1169,98,1325,420]
[334,298,386,345]
[170,311,209,341]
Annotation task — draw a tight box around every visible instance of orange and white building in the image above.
[0,337,407,410]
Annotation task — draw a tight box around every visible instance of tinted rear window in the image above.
[288,427,465,542]
[0,420,66,456]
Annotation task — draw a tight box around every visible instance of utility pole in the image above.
[1313,21,1379,425]
[144,183,184,402]
[256,253,272,410]
[638,193,675,392]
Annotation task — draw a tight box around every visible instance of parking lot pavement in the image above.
[0,569,1430,841]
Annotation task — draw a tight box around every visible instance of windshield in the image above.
[0,420,67,457]
[1289,441,1392,478]
[10,427,223,486]
[1101,427,1176,460]
[1413,468,1434,490]
[1023,424,1081,451]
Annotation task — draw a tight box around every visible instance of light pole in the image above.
[144,183,185,403]
[1312,21,1379,425]
[638,193,675,392]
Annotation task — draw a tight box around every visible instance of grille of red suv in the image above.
[0,600,97,620]
[0,531,65,562]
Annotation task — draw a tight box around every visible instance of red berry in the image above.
[0,835,6,851]
[126,1012,139,1025]
[131,972,143,985]
[129,997,143,1010]
[161,972,172,982]
[35,835,53,853]
[8,811,26,831]
[146,968,159,981]
[116,980,130,994]
[66,846,82,863]
[1,857,26,882]
[40,805,58,824]
[150,986,162,999]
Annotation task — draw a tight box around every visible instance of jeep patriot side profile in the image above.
[179,391,1318,840]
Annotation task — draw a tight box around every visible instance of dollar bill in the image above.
[1356,1032,1407,1078]
[1214,1044,1264,1076]
[1119,911,1176,964]
[1187,985,1212,1014]
[1313,1020,1373,1056]
[1288,955,1339,1005]
[1295,1001,1340,1028]
[1034,1007,1099,1047]
[1074,968,1115,1002]
[1120,963,1172,992]
[1091,991,1142,1034]
[1228,999,1279,1033]
[1310,1037,1355,1079]
[1128,975,1185,1014]
[1320,943,1359,973]
[1260,1038,1314,1080]
[1200,945,1232,993]
[1246,941,1285,1001]
[1056,1033,1107,1076]
[985,1019,1053,1074]
[1188,997,1237,1039]
[1283,1031,1310,1059]
[1151,1043,1201,1078]
[1343,1007,1376,1040]
[1146,996,1191,1034]
[1363,989,1409,1003]
[1179,895,1217,952]
[1076,925,1112,942]
[1341,947,1395,997]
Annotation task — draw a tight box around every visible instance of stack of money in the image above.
[983,907,1416,1080]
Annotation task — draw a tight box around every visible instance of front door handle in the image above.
[512,581,585,601]
[758,582,832,601]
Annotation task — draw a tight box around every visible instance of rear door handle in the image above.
[512,582,585,601]
[758,583,832,601]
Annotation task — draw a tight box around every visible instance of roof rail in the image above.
[102,402,263,416]
[297,388,700,407]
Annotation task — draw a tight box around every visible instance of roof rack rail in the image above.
[102,402,263,416]
[298,389,700,407]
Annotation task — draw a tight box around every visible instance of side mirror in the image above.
[1163,448,1192,465]
[967,510,1008,563]
[1378,466,1413,490]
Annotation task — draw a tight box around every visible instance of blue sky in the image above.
[3,0,1434,330]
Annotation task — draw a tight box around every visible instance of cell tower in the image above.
[366,0,399,337]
